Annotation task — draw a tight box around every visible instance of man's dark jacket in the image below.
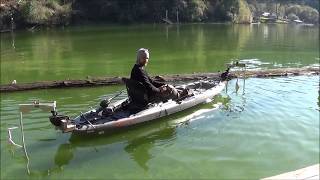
[130,64,165,97]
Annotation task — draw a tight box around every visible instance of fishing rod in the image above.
[96,90,125,114]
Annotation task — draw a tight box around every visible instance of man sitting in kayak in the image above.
[130,48,179,103]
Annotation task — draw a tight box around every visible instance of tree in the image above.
[288,13,299,20]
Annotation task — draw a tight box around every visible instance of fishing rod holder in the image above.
[229,61,247,78]
[222,61,247,94]
[220,61,246,81]
[7,126,22,148]
[7,101,59,174]
[8,101,56,147]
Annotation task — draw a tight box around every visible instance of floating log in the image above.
[0,67,318,93]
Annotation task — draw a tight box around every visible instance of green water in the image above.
[1,24,319,84]
[1,24,319,179]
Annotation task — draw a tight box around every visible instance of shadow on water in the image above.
[124,127,176,171]
[67,121,177,171]
[53,119,188,173]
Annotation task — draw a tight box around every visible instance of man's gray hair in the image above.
[136,48,149,64]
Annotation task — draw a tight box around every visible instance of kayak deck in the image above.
[69,80,226,135]
[47,79,226,135]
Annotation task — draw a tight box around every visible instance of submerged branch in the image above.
[1,67,318,93]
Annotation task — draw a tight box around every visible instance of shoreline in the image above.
[1,22,318,34]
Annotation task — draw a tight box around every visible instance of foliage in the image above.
[73,0,239,23]
[1,0,318,29]
[247,1,319,24]
[235,0,252,23]
[186,0,208,22]
[206,0,239,21]
[286,5,319,24]
[0,0,20,29]
[247,0,319,10]
[20,0,71,25]
[288,13,299,21]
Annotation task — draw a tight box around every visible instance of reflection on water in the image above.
[54,143,74,168]
[10,31,15,49]
[263,25,269,39]
[124,127,176,171]
[1,24,319,84]
[51,123,177,174]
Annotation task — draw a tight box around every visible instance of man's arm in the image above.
[139,69,161,93]
[149,77,165,88]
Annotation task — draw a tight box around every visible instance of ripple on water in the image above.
[161,75,320,172]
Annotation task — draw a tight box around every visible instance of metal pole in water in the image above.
[225,80,228,93]
[20,112,30,175]
[243,65,246,95]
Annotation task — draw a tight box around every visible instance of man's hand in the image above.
[159,85,167,93]
[155,75,166,82]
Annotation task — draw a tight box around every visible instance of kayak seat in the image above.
[122,78,149,112]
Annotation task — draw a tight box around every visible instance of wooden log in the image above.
[1,77,124,92]
[0,67,318,93]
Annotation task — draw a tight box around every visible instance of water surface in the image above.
[0,24,319,179]
[1,76,319,179]
[1,24,319,84]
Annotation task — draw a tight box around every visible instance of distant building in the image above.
[293,19,302,23]
[270,13,277,19]
[260,12,277,23]
[293,19,303,24]
[262,12,270,17]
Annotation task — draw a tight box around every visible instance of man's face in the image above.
[141,52,149,66]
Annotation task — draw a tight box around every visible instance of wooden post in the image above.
[176,10,179,23]
[166,10,168,20]
[10,14,14,31]
[276,3,278,19]
[10,14,16,49]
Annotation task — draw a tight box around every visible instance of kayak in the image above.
[49,79,227,136]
